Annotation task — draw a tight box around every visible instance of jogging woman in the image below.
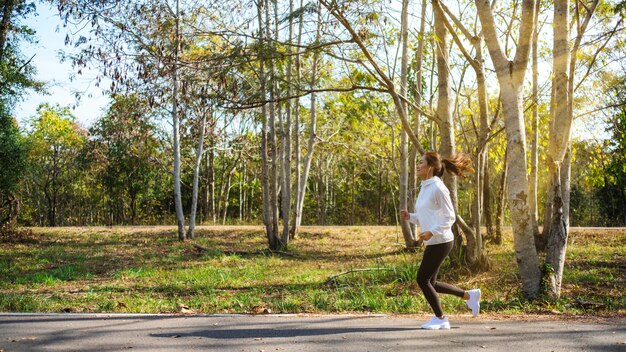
[400,151,481,330]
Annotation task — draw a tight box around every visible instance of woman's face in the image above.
[417,155,432,180]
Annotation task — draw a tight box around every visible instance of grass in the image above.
[0,225,624,316]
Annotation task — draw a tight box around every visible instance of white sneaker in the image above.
[466,289,481,317]
[420,316,450,330]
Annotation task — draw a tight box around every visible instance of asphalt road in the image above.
[1,313,625,352]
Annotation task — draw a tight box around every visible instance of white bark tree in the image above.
[399,0,417,249]
[437,0,499,268]
[474,0,542,296]
[172,0,185,241]
[544,0,600,298]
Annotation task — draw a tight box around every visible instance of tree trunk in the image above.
[561,146,571,228]
[408,0,427,235]
[398,0,416,249]
[222,172,232,225]
[172,0,185,241]
[266,0,279,247]
[483,154,493,238]
[257,0,277,250]
[500,84,542,297]
[545,164,568,298]
[436,0,492,267]
[495,149,507,245]
[475,0,541,297]
[292,2,321,236]
[186,111,207,240]
[544,0,573,298]
[289,0,304,239]
[280,0,294,247]
[433,0,458,253]
[529,0,540,237]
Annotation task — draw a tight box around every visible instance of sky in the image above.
[15,3,110,129]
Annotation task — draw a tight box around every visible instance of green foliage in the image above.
[87,93,168,225]
[0,1,41,104]
[0,110,27,225]
[0,110,27,196]
[20,104,87,226]
[0,1,40,225]
[571,71,626,226]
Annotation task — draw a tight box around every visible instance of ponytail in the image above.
[442,153,474,177]
[425,151,474,178]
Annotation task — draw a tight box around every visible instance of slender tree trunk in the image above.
[280,0,294,246]
[258,0,277,249]
[240,161,246,222]
[222,172,232,225]
[483,155,493,237]
[209,136,216,224]
[408,0,427,235]
[436,0,493,267]
[529,0,540,237]
[561,146,571,228]
[200,147,208,223]
[293,2,321,236]
[495,148,508,244]
[266,0,279,247]
[289,0,304,239]
[187,111,207,240]
[433,0,456,232]
[399,0,416,249]
[172,0,185,240]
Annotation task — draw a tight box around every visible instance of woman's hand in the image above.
[418,231,433,241]
[399,210,410,221]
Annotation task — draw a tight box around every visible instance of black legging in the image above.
[417,241,466,317]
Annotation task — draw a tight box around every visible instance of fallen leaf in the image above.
[176,302,195,314]
[251,306,271,314]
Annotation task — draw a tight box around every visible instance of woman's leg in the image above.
[416,241,464,317]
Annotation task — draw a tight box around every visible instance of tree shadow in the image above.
[150,326,416,340]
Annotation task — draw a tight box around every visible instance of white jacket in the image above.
[407,176,456,246]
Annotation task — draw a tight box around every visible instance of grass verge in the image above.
[1,226,624,316]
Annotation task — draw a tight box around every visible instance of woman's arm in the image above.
[400,210,420,226]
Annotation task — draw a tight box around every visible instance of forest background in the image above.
[1,0,625,307]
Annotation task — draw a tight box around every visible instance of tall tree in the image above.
[475,0,542,296]
[0,112,26,226]
[398,0,416,248]
[544,0,600,298]
[88,94,163,225]
[436,0,498,268]
[0,0,39,227]
[26,104,86,226]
